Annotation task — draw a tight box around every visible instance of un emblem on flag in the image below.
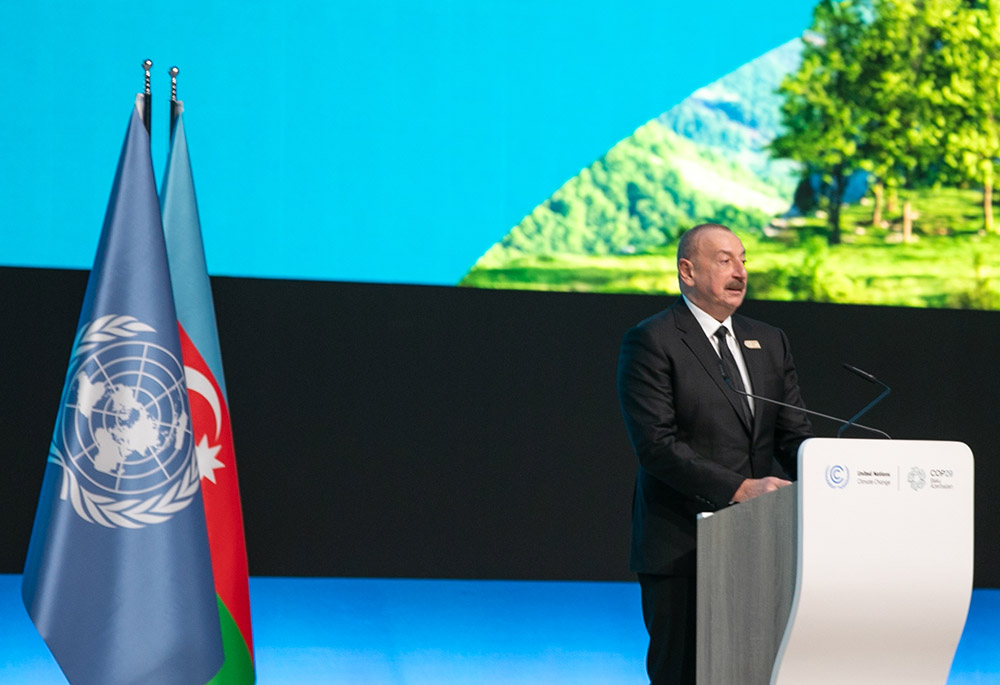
[48,315,201,528]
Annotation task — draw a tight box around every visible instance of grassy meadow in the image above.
[461,187,1000,310]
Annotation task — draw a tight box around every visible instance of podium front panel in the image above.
[772,438,974,684]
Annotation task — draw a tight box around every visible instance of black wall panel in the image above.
[3,266,997,585]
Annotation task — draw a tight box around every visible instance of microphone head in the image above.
[842,363,878,383]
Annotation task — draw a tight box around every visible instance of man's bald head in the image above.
[676,223,733,265]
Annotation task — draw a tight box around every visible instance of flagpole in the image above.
[168,66,181,141]
[141,59,153,135]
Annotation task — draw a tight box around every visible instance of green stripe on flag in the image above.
[207,595,255,684]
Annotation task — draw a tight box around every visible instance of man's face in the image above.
[678,228,747,321]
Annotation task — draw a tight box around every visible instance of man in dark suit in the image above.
[617,223,813,684]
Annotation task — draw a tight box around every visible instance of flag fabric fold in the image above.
[161,102,256,683]
[21,95,224,685]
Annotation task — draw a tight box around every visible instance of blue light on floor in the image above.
[249,577,648,684]
[1,575,996,683]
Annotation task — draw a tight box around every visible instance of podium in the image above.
[695,438,974,684]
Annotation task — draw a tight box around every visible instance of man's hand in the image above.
[730,476,792,503]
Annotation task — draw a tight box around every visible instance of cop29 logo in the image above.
[825,464,850,489]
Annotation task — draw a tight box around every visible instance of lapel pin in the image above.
[744,340,761,349]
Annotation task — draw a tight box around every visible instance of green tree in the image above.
[771,0,872,245]
[933,0,1000,233]
[859,0,956,240]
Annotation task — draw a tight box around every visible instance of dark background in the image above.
[4,266,997,585]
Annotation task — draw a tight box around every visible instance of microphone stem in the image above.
[719,361,891,439]
[836,384,891,438]
[735,387,891,439]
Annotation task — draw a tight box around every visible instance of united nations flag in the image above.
[21,95,224,685]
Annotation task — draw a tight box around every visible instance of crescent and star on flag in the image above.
[185,365,226,484]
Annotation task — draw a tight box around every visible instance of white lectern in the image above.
[696,438,974,685]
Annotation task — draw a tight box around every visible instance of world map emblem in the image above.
[49,315,201,528]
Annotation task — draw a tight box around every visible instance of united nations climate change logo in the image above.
[48,315,200,529]
[908,467,927,491]
[825,464,850,489]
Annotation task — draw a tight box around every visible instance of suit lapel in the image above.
[673,301,753,435]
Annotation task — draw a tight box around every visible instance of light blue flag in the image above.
[162,103,256,682]
[161,106,228,396]
[21,95,224,685]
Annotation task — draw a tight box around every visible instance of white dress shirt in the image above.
[682,295,755,416]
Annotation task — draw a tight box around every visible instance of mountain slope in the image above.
[464,40,803,278]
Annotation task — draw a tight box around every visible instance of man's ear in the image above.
[678,258,695,287]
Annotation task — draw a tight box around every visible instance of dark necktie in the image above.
[715,326,753,426]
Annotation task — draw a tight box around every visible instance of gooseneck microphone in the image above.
[718,362,892,439]
[837,363,891,438]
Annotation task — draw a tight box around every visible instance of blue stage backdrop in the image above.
[0,0,812,285]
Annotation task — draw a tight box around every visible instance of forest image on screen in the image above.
[464,0,1000,311]
[3,0,999,310]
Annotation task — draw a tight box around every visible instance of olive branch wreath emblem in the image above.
[50,314,201,528]
[72,314,155,358]
[49,444,201,529]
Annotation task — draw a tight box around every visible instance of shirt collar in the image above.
[682,294,735,341]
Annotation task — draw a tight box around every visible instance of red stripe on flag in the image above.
[179,324,254,662]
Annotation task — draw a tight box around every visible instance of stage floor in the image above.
[1,576,997,683]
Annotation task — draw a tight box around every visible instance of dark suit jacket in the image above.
[617,298,812,576]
